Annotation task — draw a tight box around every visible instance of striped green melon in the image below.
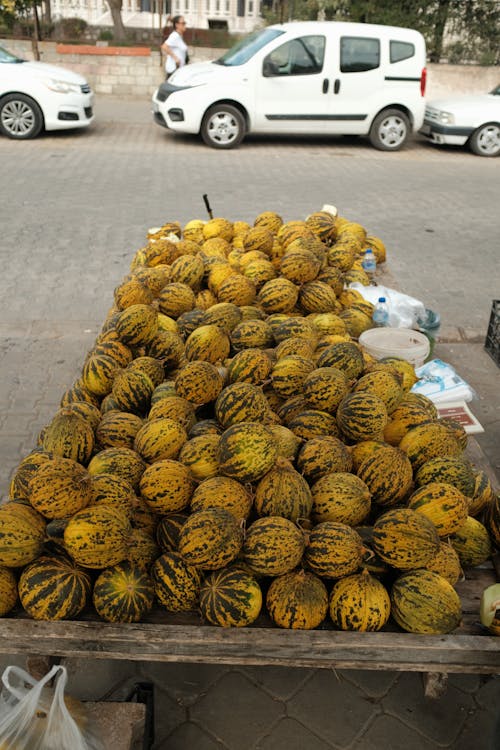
[146,330,185,369]
[257,277,299,313]
[114,277,154,309]
[271,316,317,344]
[188,419,224,438]
[267,425,302,462]
[304,522,364,579]
[82,353,121,397]
[415,456,476,498]
[271,355,316,398]
[190,476,253,520]
[134,418,187,463]
[178,434,221,481]
[93,560,155,623]
[276,395,308,425]
[353,370,404,415]
[306,210,337,242]
[299,280,338,314]
[156,513,189,551]
[469,470,495,517]
[280,249,321,284]
[316,342,365,380]
[227,349,273,385]
[151,381,178,403]
[29,457,92,519]
[217,422,278,483]
[127,356,165,387]
[100,394,122,414]
[230,319,274,351]
[0,503,45,567]
[350,440,389,472]
[112,369,155,416]
[302,367,349,414]
[0,566,18,616]
[215,382,270,428]
[152,550,202,611]
[90,473,135,517]
[217,274,257,306]
[64,504,131,569]
[243,225,274,254]
[158,282,196,318]
[139,459,195,514]
[337,392,388,443]
[383,401,433,446]
[200,568,263,627]
[275,336,315,360]
[391,570,462,634]
[311,472,371,526]
[115,304,158,346]
[326,242,356,272]
[175,360,224,405]
[91,339,134,368]
[87,447,146,491]
[126,528,160,568]
[266,570,328,630]
[329,570,390,631]
[288,409,339,440]
[19,555,91,621]
[425,542,462,585]
[243,258,277,288]
[399,422,462,470]
[132,497,158,536]
[356,446,413,507]
[184,324,230,364]
[176,309,206,338]
[202,302,243,333]
[408,482,468,537]
[308,312,346,337]
[372,508,440,570]
[9,449,53,501]
[57,401,101,432]
[254,459,312,522]
[60,380,100,409]
[178,508,243,570]
[297,436,353,482]
[169,254,205,290]
[42,411,94,465]
[96,411,144,450]
[243,517,305,576]
[450,516,492,567]
[254,210,283,233]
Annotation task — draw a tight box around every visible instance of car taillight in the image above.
[420,67,427,97]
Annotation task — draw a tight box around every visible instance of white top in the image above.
[163,30,188,74]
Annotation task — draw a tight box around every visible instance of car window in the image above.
[340,37,380,73]
[390,41,415,63]
[215,28,284,66]
[263,35,325,77]
[0,46,24,63]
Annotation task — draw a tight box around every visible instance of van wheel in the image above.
[201,104,245,149]
[0,94,43,139]
[469,123,500,157]
[369,109,409,151]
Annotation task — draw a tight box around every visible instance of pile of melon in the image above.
[2,209,499,635]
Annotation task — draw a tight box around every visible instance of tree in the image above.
[106,0,126,41]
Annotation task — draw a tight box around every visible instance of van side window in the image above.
[340,37,380,73]
[263,36,325,77]
[390,41,415,63]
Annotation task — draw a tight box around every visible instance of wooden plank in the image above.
[0,618,498,674]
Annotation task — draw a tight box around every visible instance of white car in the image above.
[0,45,94,140]
[420,84,500,157]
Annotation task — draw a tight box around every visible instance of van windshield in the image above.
[214,28,285,66]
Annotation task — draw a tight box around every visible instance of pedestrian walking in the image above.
[161,16,189,79]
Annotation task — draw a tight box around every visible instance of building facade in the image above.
[50,0,261,33]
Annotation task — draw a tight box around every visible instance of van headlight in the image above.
[43,78,82,94]
[437,111,455,125]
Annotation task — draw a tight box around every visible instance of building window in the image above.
[237,0,244,15]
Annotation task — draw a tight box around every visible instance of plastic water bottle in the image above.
[372,297,389,327]
[362,248,377,280]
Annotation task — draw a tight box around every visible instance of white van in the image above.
[152,21,426,151]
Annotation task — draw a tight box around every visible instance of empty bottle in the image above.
[372,297,389,327]
[362,248,377,279]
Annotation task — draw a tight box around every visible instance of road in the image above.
[0,97,499,750]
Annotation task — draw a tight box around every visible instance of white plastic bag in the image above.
[348,282,426,329]
[0,665,103,750]
[411,358,476,404]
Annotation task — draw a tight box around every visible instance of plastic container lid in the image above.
[358,327,430,367]
[378,297,386,303]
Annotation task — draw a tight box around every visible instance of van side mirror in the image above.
[262,58,279,77]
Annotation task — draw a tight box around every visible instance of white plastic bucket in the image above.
[358,328,430,367]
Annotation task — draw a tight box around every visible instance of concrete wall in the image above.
[2,39,498,98]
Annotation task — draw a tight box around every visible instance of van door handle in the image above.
[334,79,341,94]
[322,79,329,94]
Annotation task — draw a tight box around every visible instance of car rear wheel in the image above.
[201,104,245,149]
[0,94,44,140]
[369,109,410,151]
[469,123,500,157]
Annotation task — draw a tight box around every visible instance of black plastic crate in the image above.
[485,299,500,367]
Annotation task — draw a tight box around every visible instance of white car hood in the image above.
[169,60,235,87]
[14,60,87,85]
[427,93,496,110]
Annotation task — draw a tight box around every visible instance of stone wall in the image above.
[2,39,498,98]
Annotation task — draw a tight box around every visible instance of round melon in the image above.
[134,418,188,463]
[200,568,263,627]
[391,570,462,634]
[356,446,413,507]
[178,508,243,570]
[304,522,364,579]
[311,472,371,526]
[190,476,253,520]
[93,560,155,623]
[337,392,388,443]
[267,570,328,630]
[63,505,131,569]
[372,508,440,570]
[152,551,202,611]
[42,411,94,465]
[175,360,224,405]
[178,434,221,481]
[29,457,92,519]
[254,459,312,522]
[408,482,468,537]
[139,459,195,514]
[297,436,353,482]
[243,517,305,576]
[329,570,390,631]
[87,447,146,491]
[217,422,278,483]
[19,555,91,621]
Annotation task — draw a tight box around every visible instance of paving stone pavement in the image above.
[0,96,498,749]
